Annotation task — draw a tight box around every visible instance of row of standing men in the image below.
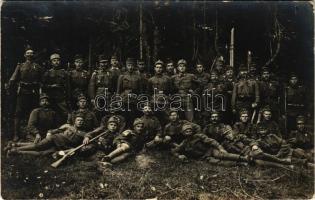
[6,47,310,142]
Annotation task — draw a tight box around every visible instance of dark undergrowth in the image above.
[1,146,314,199]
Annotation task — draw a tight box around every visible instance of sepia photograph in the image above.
[1,1,314,199]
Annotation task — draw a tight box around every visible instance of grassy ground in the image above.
[1,146,314,200]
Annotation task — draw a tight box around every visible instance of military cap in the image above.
[107,116,119,125]
[249,63,257,69]
[168,109,178,116]
[225,65,233,71]
[50,53,60,60]
[25,45,33,52]
[98,54,108,62]
[166,58,174,64]
[182,124,193,132]
[195,61,203,66]
[289,73,298,78]
[261,66,269,72]
[40,93,49,100]
[74,54,83,61]
[177,59,187,66]
[261,105,271,113]
[137,59,144,64]
[239,64,247,71]
[133,118,144,126]
[296,115,305,123]
[257,125,267,131]
[210,70,218,76]
[126,57,135,64]
[155,59,164,66]
[211,110,220,115]
[75,113,85,119]
[111,55,118,60]
[77,94,87,101]
[239,108,249,115]
[217,56,224,62]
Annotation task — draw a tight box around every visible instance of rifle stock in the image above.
[50,131,108,168]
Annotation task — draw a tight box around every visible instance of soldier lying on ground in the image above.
[81,116,120,156]
[255,125,314,168]
[98,118,147,166]
[218,127,297,167]
[6,114,86,157]
[146,110,201,150]
[170,124,249,163]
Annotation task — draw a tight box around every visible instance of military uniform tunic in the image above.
[27,107,58,138]
[9,61,43,117]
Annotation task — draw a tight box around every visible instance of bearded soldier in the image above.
[7,47,44,141]
[164,58,176,78]
[27,93,58,143]
[203,111,233,143]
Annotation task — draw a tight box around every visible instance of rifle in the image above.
[51,131,107,168]
[251,109,257,124]
[284,86,288,136]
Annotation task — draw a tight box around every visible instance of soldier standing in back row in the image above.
[284,73,307,132]
[172,59,199,122]
[164,58,176,78]
[117,58,143,126]
[69,54,90,108]
[42,53,70,125]
[88,55,114,119]
[147,60,173,126]
[7,47,44,141]
[259,68,281,121]
[232,64,260,118]
[223,66,236,124]
[109,55,122,91]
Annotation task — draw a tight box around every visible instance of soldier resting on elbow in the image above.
[81,116,120,156]
[6,114,86,157]
[98,118,147,167]
[170,124,249,164]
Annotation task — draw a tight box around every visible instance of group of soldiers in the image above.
[4,47,314,169]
